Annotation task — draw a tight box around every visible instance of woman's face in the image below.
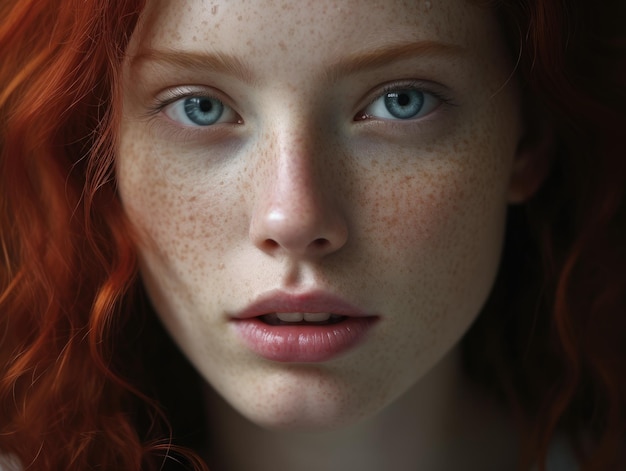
[118,0,523,430]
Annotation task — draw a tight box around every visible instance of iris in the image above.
[383,90,424,119]
[183,97,225,125]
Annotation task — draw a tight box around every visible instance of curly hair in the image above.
[465,1,626,469]
[0,0,624,469]
[0,0,204,469]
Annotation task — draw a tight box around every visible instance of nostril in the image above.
[250,204,348,256]
[261,237,332,253]
[263,239,280,250]
[311,238,330,249]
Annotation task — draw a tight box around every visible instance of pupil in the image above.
[199,99,213,112]
[397,93,410,107]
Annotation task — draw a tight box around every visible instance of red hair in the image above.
[0,0,624,470]
[466,0,626,469]
[1,0,205,469]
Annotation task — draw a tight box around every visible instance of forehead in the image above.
[130,0,504,68]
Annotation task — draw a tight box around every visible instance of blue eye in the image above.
[359,88,440,121]
[164,96,240,126]
[184,97,223,125]
[383,90,424,119]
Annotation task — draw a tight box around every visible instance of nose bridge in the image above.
[273,123,322,208]
[249,113,348,258]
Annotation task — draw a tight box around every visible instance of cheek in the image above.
[352,129,513,342]
[357,156,508,269]
[350,102,517,274]
[116,128,238,302]
[118,127,233,244]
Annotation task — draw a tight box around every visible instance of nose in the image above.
[249,128,348,259]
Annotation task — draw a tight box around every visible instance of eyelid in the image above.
[355,79,455,121]
[147,85,242,124]
[154,85,230,107]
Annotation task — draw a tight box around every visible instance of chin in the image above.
[214,365,390,433]
[242,404,371,433]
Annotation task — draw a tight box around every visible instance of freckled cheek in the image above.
[359,159,508,287]
[361,171,465,252]
[116,139,239,274]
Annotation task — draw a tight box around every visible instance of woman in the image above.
[0,0,624,470]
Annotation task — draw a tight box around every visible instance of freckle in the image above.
[211,5,218,15]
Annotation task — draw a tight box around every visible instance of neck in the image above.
[202,347,518,471]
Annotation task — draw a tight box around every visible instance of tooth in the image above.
[276,312,304,322]
[303,313,331,322]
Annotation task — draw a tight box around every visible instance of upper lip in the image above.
[231,290,375,319]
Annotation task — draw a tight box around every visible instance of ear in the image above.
[507,99,556,204]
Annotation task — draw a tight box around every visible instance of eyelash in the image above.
[356,80,455,122]
[146,89,240,121]
[379,81,453,103]
[145,81,456,129]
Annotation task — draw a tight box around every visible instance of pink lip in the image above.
[230,290,378,363]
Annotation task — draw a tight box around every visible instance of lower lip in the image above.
[232,317,377,363]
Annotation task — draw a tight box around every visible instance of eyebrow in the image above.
[130,49,257,84]
[130,40,464,84]
[327,40,465,81]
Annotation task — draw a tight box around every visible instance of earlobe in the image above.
[508,101,556,204]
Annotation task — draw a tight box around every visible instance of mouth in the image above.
[259,312,346,326]
[230,290,378,362]
[232,289,374,321]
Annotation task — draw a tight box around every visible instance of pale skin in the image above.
[117,0,546,469]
